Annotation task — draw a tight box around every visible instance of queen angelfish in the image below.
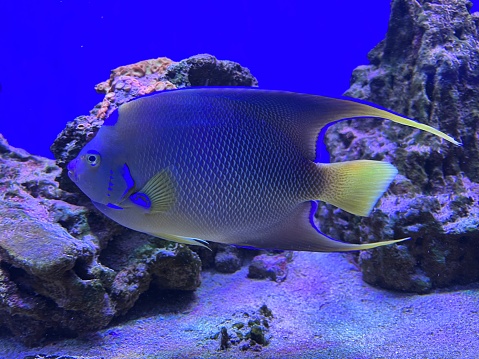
[67,88,460,252]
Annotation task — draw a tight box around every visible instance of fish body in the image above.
[68,88,460,252]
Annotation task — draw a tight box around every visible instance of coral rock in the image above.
[214,245,243,273]
[248,252,292,282]
[165,53,258,88]
[318,0,479,292]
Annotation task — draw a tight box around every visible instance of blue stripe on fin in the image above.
[147,232,211,249]
[341,96,412,121]
[308,201,319,230]
[107,203,124,210]
[121,163,135,199]
[130,192,151,209]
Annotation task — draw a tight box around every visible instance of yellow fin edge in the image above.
[345,237,411,251]
[354,104,462,146]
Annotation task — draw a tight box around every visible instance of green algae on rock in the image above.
[215,305,273,352]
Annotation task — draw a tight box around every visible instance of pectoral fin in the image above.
[130,169,176,213]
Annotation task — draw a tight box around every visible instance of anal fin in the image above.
[235,202,409,252]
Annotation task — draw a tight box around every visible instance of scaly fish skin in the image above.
[68,88,460,252]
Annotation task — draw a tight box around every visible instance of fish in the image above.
[67,87,460,252]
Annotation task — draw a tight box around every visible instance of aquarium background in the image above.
[0,0,420,158]
[1,1,479,357]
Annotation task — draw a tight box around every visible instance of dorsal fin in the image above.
[217,89,461,161]
[110,87,461,162]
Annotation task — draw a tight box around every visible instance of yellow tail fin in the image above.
[316,160,398,216]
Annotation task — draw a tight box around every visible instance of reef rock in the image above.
[248,252,293,282]
[214,245,244,273]
[0,53,258,346]
[0,133,202,345]
[165,53,259,88]
[318,0,479,292]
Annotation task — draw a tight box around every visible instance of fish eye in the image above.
[86,151,101,167]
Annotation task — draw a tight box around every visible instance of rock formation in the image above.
[319,0,479,292]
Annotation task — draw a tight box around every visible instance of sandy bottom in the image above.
[1,251,478,359]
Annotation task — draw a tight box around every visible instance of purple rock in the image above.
[215,245,243,273]
[248,252,292,282]
[318,0,479,292]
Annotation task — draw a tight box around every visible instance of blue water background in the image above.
[1,1,478,158]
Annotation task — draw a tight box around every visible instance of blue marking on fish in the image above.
[308,201,318,229]
[121,163,135,198]
[130,192,151,209]
[107,170,114,193]
[107,203,124,210]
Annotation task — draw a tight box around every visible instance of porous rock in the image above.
[0,134,113,345]
[214,245,243,273]
[165,53,259,88]
[318,0,479,292]
[248,252,292,282]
